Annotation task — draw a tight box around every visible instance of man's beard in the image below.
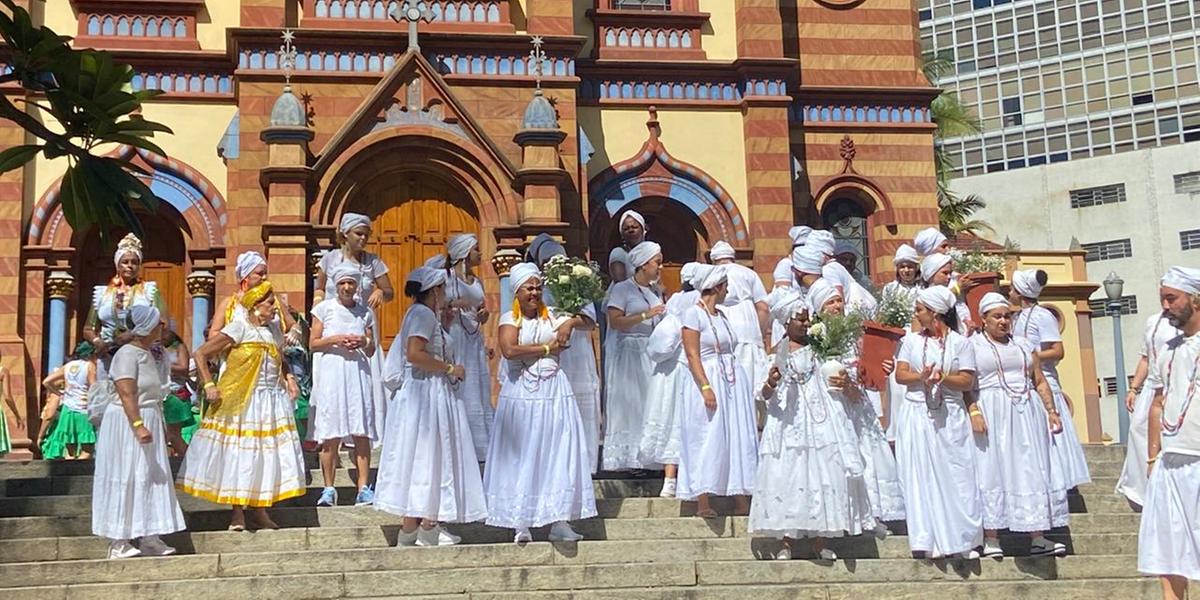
[1168,301,1194,329]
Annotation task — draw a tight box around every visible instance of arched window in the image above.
[822,198,870,276]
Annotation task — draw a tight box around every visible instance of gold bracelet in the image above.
[204,381,216,390]
[700,384,712,391]
[446,363,455,375]
[131,419,144,428]
[543,344,551,357]
[1148,455,1159,464]
[640,312,647,321]
[969,408,982,416]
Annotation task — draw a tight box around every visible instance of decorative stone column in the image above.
[186,271,216,350]
[491,249,523,315]
[260,85,316,310]
[45,271,75,371]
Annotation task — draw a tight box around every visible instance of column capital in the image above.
[490,249,523,277]
[186,271,216,298]
[46,271,75,300]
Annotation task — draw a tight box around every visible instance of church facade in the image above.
[1,0,942,453]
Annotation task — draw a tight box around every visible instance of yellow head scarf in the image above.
[241,281,273,309]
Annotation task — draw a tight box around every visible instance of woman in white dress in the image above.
[91,305,186,559]
[315,213,394,442]
[920,253,973,334]
[310,264,378,507]
[894,286,983,559]
[641,263,701,497]
[882,244,921,441]
[1117,310,1179,506]
[434,233,493,458]
[179,282,306,531]
[970,292,1069,558]
[376,267,487,546]
[678,265,759,517]
[603,241,666,470]
[750,288,872,561]
[81,234,164,377]
[1009,269,1091,489]
[710,241,770,388]
[483,263,597,543]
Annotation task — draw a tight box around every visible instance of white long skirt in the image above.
[639,353,686,466]
[972,389,1069,532]
[1046,378,1091,488]
[561,329,601,473]
[92,403,186,540]
[449,323,493,458]
[311,350,377,442]
[177,383,306,507]
[734,341,770,395]
[676,355,758,500]
[894,398,982,555]
[844,395,906,522]
[1117,384,1155,506]
[602,335,653,470]
[885,372,904,442]
[367,306,387,446]
[482,371,597,529]
[375,374,488,523]
[1138,453,1200,580]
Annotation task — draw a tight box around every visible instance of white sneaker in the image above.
[514,527,533,544]
[1030,536,1067,557]
[818,548,838,561]
[659,478,677,499]
[958,549,981,560]
[138,535,177,557]
[548,520,583,542]
[873,521,890,540]
[107,539,141,559]
[416,525,462,547]
[397,528,419,547]
[774,546,792,560]
[982,538,1004,559]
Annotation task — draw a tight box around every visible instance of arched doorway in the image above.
[596,197,707,294]
[347,172,480,346]
[822,197,871,276]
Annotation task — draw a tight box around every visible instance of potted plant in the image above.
[949,249,1007,326]
[861,289,915,391]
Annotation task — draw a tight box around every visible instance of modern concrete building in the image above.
[920,0,1200,438]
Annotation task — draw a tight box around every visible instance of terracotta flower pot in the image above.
[861,320,907,391]
[960,271,1002,328]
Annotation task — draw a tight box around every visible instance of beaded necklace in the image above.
[1160,338,1200,437]
[983,334,1031,407]
[636,281,663,328]
[451,267,481,336]
[782,345,826,423]
[920,331,952,410]
[698,301,738,384]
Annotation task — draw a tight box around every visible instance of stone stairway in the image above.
[0,445,1155,599]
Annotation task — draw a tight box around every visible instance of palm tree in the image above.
[922,53,993,237]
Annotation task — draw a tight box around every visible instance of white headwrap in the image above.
[680,262,701,286]
[695,264,728,292]
[709,241,736,262]
[329,263,360,285]
[807,230,835,257]
[340,212,371,233]
[235,251,267,283]
[978,291,1009,316]
[113,233,142,269]
[920,252,953,283]
[628,241,662,270]
[608,248,628,267]
[423,253,449,270]
[914,227,948,256]
[1162,266,1200,296]
[917,285,957,315]
[406,266,446,292]
[690,264,715,289]
[128,304,161,337]
[620,210,647,232]
[892,243,920,266]
[807,278,843,315]
[509,262,541,291]
[1012,269,1045,299]
[768,288,806,325]
[788,226,813,247]
[791,245,825,275]
[833,240,860,259]
[448,233,477,263]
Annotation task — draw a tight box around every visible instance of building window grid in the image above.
[1181,228,1200,251]
[1176,172,1200,194]
[1081,238,1133,261]
[1088,295,1138,317]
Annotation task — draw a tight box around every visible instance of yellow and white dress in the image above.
[177,318,306,507]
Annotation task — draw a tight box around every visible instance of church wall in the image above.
[699,0,739,62]
[789,0,928,88]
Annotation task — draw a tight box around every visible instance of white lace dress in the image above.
[602,279,663,470]
[320,250,389,442]
[445,272,493,457]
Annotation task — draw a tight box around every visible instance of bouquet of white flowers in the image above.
[808,311,865,391]
[874,287,916,329]
[948,248,1006,274]
[542,254,606,315]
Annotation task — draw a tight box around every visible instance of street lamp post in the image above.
[1104,272,1129,443]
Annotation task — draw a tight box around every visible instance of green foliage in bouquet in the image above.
[948,248,1006,274]
[875,287,916,329]
[807,310,865,361]
[542,255,606,315]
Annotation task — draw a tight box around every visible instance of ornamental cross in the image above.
[390,0,435,52]
[529,35,546,91]
[278,28,297,85]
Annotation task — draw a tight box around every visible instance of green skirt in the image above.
[40,407,96,460]
[163,393,196,427]
[181,405,202,444]
[293,390,310,442]
[0,403,10,456]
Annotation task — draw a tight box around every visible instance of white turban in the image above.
[1162,266,1200,296]
[620,210,647,232]
[423,253,449,270]
[978,291,1009,316]
[788,226,813,247]
[406,266,446,292]
[833,240,860,259]
[807,230,835,257]
[791,245,825,275]
[920,252,953,283]
[917,285,957,315]
[1012,269,1045,299]
[113,233,142,269]
[892,244,920,266]
[235,251,267,282]
[340,212,371,233]
[608,247,628,267]
[695,264,728,292]
[329,263,360,285]
[128,304,161,337]
[629,241,662,269]
[509,262,541,291]
[710,241,736,262]
[914,227,948,256]
[807,278,843,315]
[768,288,806,325]
[680,262,701,286]
[690,264,715,289]
[448,233,477,263]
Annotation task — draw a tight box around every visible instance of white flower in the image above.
[558,275,571,285]
[809,322,826,337]
[572,264,592,277]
